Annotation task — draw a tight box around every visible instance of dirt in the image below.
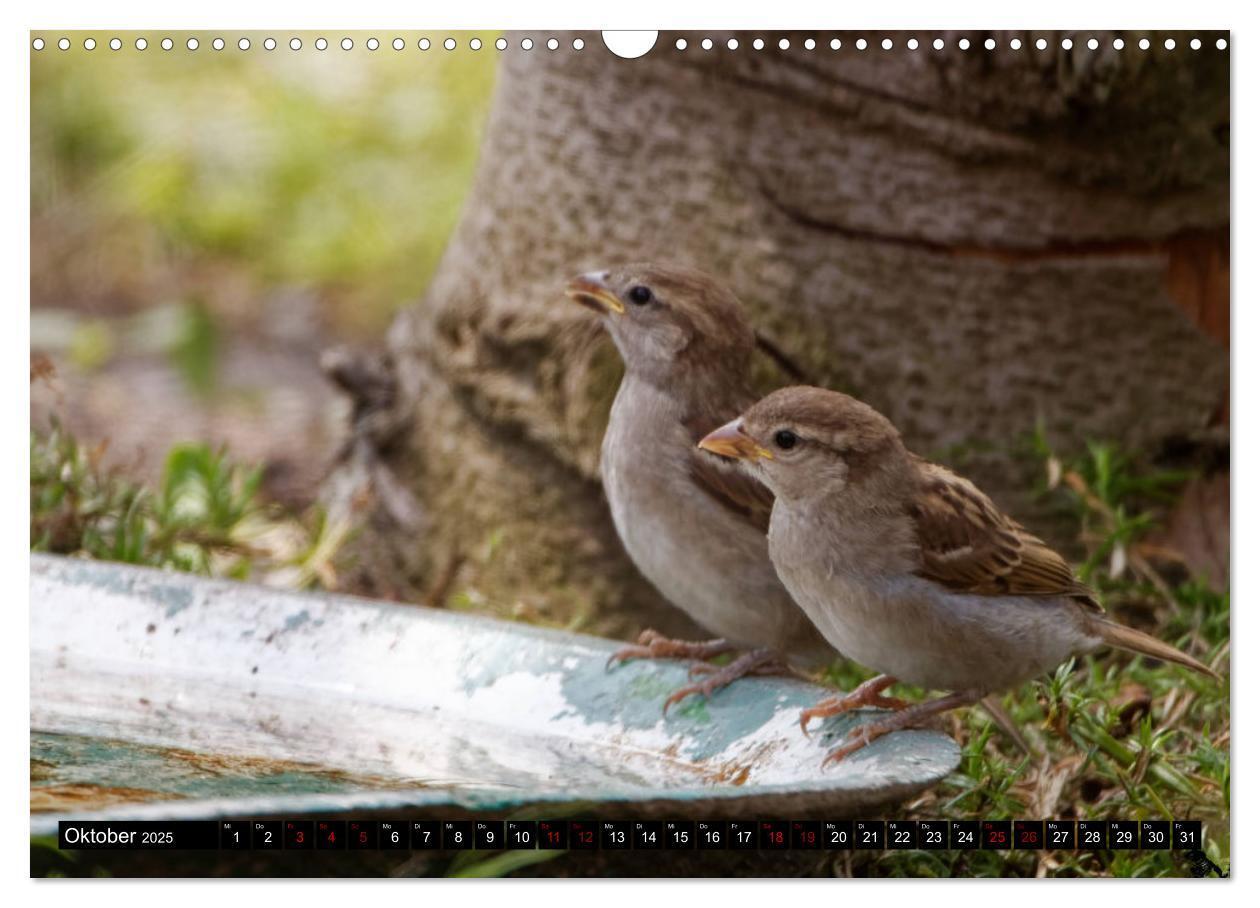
[31,334,350,511]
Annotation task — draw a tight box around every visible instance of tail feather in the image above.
[980,695,1035,757]
[1090,618,1222,682]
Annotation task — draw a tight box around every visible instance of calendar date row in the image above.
[60,819,1203,852]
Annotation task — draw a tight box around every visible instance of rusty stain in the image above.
[696,740,785,787]
[590,728,785,788]
[1166,228,1230,351]
[30,758,57,783]
[1166,228,1229,424]
[701,757,754,787]
[31,784,184,813]
[158,745,403,788]
[31,732,454,817]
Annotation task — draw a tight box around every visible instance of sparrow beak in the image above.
[698,419,774,461]
[565,272,625,315]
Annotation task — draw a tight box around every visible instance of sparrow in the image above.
[565,265,834,710]
[699,386,1221,764]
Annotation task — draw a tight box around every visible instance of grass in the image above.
[30,414,350,589]
[820,431,1229,878]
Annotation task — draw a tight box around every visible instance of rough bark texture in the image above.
[331,31,1229,637]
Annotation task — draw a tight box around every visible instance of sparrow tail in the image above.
[979,695,1034,757]
[1089,618,1222,682]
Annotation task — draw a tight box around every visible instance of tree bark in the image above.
[331,30,1229,635]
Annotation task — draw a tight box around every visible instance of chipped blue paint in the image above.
[33,732,414,800]
[283,610,311,632]
[163,590,194,618]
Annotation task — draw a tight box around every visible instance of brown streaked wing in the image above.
[908,457,1100,609]
[683,409,775,535]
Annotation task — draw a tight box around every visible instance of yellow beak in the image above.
[565,272,625,315]
[698,419,774,461]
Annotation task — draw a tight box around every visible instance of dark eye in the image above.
[773,429,799,450]
[627,285,653,306]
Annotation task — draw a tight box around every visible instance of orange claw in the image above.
[821,726,882,766]
[798,696,844,737]
[661,679,721,715]
[796,676,907,738]
[660,648,785,716]
[605,630,734,672]
[816,688,982,769]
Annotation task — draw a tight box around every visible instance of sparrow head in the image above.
[565,264,755,381]
[698,386,906,503]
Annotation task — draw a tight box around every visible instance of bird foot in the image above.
[605,629,734,671]
[820,723,900,766]
[687,659,785,679]
[662,648,783,715]
[798,675,905,736]
[818,689,981,767]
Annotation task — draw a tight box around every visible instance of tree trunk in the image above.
[330,30,1229,636]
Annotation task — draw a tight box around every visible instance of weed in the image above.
[31,417,348,589]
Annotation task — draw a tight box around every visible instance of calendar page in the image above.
[27,23,1230,882]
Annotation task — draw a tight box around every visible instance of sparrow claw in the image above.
[661,679,716,715]
[816,688,982,768]
[694,660,782,680]
[605,645,649,671]
[798,696,842,737]
[821,727,879,766]
[797,675,905,737]
[661,648,784,716]
[604,631,734,672]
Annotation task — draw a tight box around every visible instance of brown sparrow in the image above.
[699,386,1220,763]
[565,266,833,710]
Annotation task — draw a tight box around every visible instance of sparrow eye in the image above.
[627,285,653,306]
[773,429,799,450]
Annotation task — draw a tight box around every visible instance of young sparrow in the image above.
[699,386,1221,764]
[566,266,833,710]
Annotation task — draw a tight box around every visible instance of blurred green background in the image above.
[31,32,498,505]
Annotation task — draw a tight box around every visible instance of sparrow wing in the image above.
[908,457,1100,609]
[683,409,775,535]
